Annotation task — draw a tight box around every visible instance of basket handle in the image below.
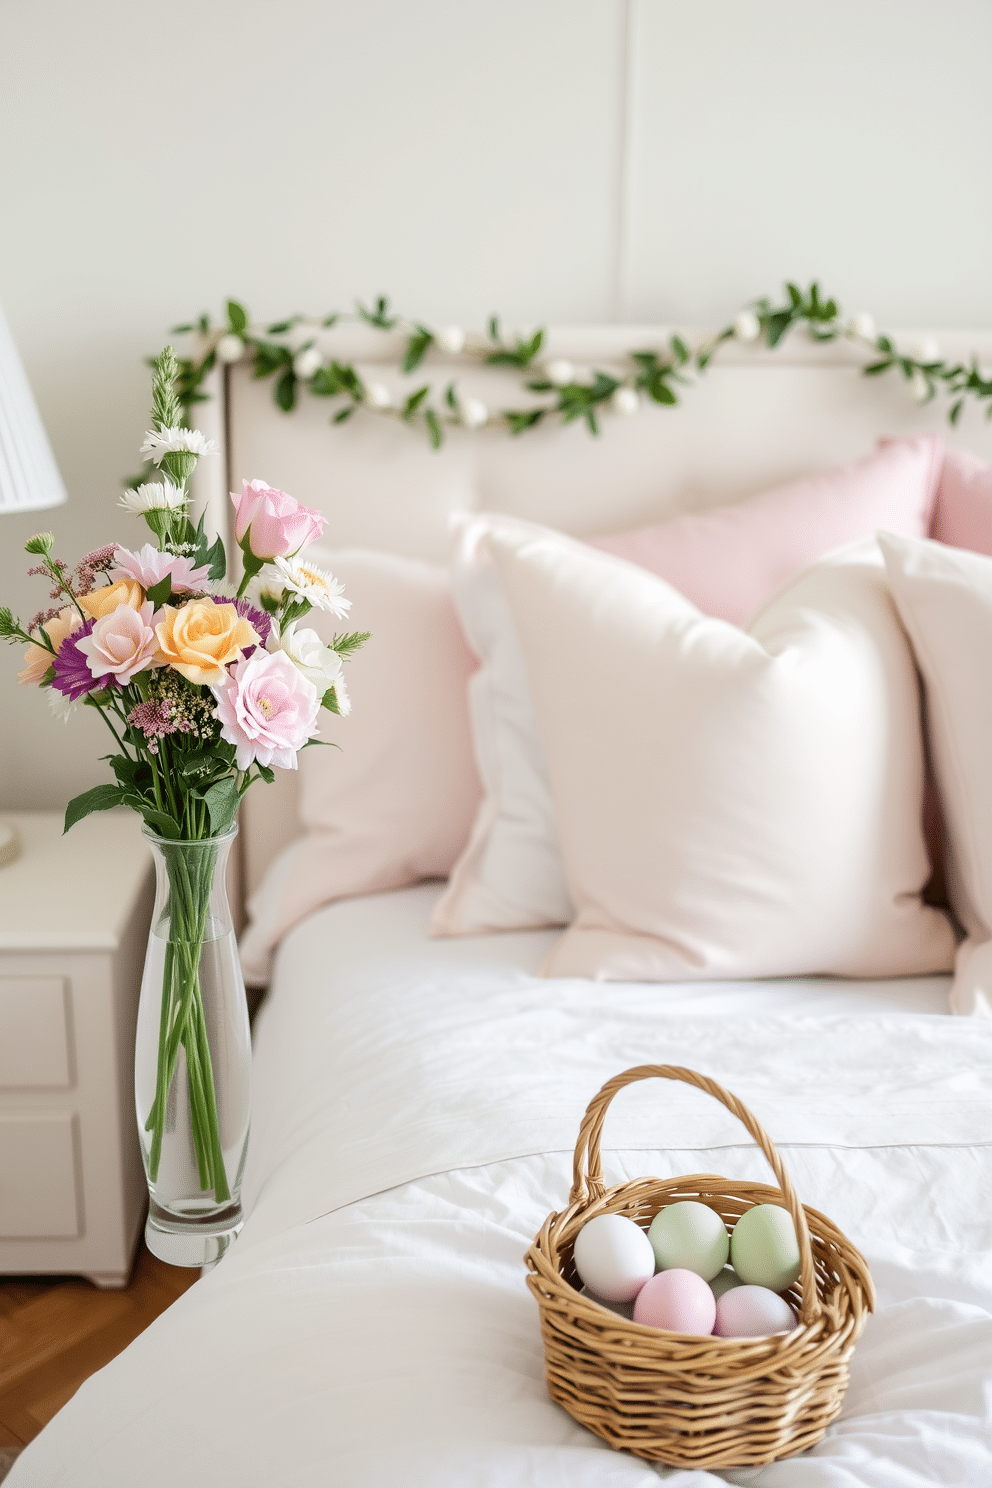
[569,1063,821,1325]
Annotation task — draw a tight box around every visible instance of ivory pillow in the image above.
[487,526,955,982]
[431,438,942,937]
[880,532,992,1017]
[239,548,481,983]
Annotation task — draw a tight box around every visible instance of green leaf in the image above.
[424,409,443,449]
[766,311,793,348]
[670,335,689,365]
[402,384,430,418]
[488,316,500,341]
[862,359,893,376]
[333,406,355,424]
[266,320,294,334]
[146,575,172,607]
[444,381,458,412]
[402,328,433,374]
[949,398,964,426]
[321,685,343,714]
[585,409,599,436]
[197,313,211,334]
[252,341,293,378]
[331,630,371,656]
[171,323,196,335]
[202,776,240,836]
[505,409,545,435]
[786,283,803,308]
[356,296,396,329]
[226,300,248,335]
[877,336,893,354]
[275,369,297,412]
[205,533,226,582]
[141,808,181,839]
[64,784,126,834]
[254,763,275,785]
[322,313,339,328]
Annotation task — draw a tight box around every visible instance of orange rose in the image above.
[18,608,83,685]
[155,600,259,686]
[78,579,145,619]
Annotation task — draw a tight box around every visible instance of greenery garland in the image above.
[155,282,992,463]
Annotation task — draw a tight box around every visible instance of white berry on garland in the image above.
[216,333,246,363]
[293,346,323,380]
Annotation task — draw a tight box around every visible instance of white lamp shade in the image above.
[0,300,68,514]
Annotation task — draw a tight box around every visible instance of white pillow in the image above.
[880,532,992,1016]
[487,524,955,982]
[430,516,573,934]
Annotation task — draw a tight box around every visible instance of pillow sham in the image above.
[933,446,992,556]
[487,526,955,982]
[880,532,992,1017]
[432,437,943,937]
[238,547,481,984]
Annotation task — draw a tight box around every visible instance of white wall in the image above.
[2,0,991,808]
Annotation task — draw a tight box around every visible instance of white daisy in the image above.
[272,556,351,618]
[139,426,217,465]
[118,479,188,514]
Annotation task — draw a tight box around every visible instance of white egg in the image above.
[572,1213,656,1303]
[714,1284,797,1339]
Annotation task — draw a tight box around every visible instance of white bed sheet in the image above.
[11,885,992,1487]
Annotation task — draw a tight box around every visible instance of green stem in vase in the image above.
[144,839,230,1202]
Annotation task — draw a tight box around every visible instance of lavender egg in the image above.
[714,1284,797,1339]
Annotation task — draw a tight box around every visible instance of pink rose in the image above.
[230,480,325,560]
[112,544,211,594]
[76,600,162,685]
[211,649,319,770]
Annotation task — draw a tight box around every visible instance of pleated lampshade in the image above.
[0,300,68,514]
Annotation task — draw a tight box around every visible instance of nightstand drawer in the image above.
[0,976,72,1089]
[0,1112,81,1238]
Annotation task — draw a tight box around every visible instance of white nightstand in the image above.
[0,810,153,1287]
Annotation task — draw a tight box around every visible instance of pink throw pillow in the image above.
[238,548,482,983]
[591,435,943,624]
[932,446,992,555]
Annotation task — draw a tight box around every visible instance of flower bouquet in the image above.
[1,347,365,1265]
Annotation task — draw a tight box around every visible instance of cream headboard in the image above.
[190,323,992,906]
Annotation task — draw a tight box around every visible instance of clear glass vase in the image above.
[135,826,251,1267]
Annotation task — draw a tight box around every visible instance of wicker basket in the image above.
[525,1064,875,1470]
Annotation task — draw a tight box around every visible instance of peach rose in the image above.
[18,608,83,685]
[78,579,145,620]
[155,599,259,686]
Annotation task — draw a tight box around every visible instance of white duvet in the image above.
[12,885,992,1487]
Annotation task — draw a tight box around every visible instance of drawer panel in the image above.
[0,1111,81,1238]
[0,976,72,1088]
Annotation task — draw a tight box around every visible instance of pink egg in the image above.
[714,1284,797,1339]
[632,1268,716,1335]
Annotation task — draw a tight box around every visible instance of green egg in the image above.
[709,1265,744,1300]
[648,1200,730,1281]
[730,1204,801,1292]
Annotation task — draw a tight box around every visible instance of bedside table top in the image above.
[0,810,153,952]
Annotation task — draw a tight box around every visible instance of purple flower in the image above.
[51,620,118,700]
[212,594,271,655]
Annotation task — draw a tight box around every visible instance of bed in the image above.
[10,323,992,1486]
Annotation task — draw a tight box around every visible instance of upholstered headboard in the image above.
[191,323,992,908]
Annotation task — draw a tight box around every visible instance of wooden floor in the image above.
[0,1246,197,1463]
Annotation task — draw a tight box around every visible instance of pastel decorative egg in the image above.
[579,1285,634,1320]
[714,1284,797,1338]
[573,1213,655,1303]
[730,1204,802,1292]
[709,1266,744,1300]
[648,1201,730,1281]
[633,1268,717,1335]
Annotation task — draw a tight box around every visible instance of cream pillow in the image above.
[487,525,955,982]
[880,532,992,1016]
